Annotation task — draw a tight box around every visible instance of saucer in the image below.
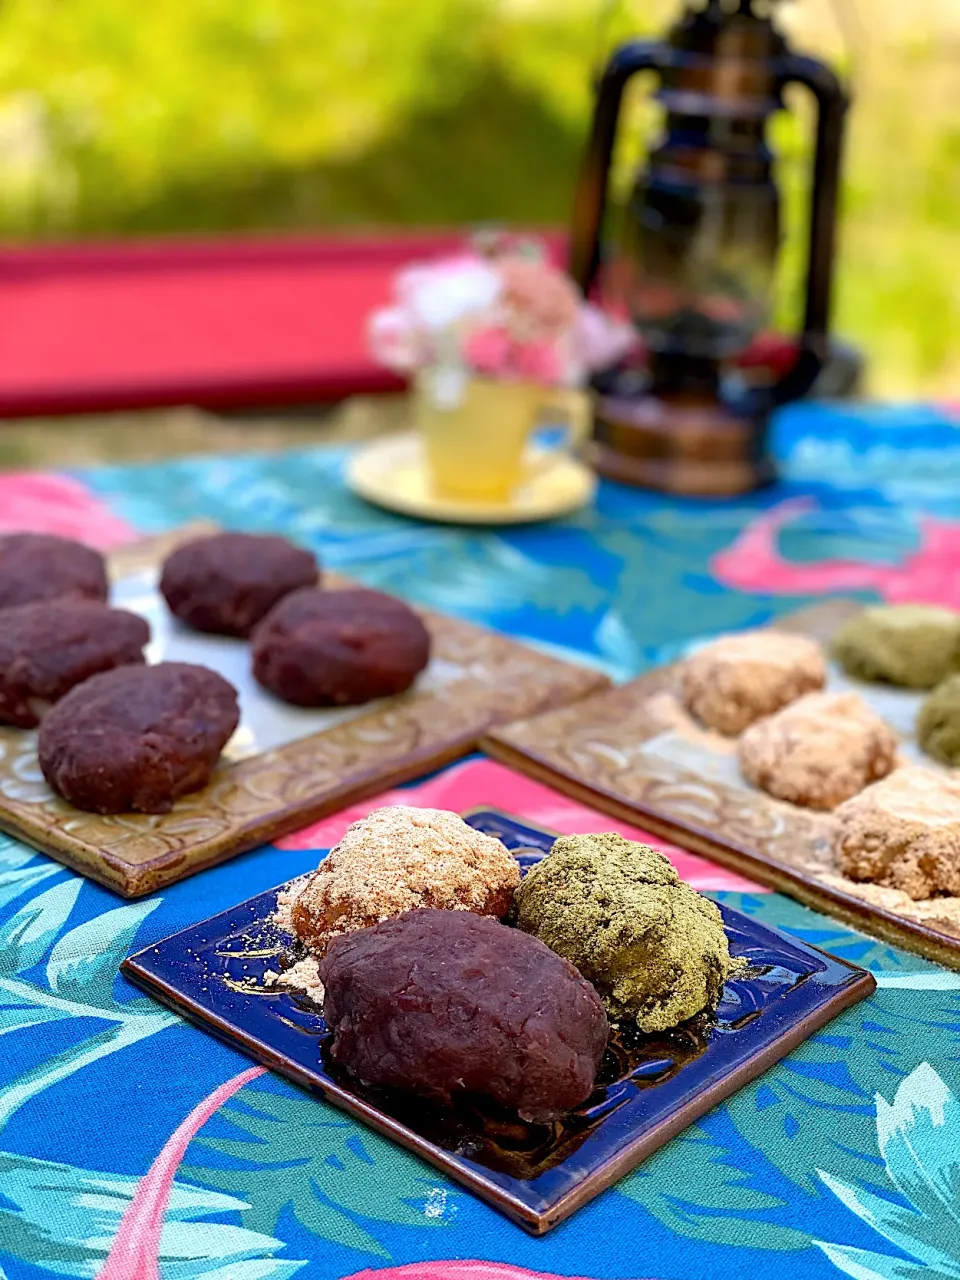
[346,432,597,525]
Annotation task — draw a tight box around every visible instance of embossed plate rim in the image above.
[0,524,607,898]
[482,599,960,972]
[122,807,875,1235]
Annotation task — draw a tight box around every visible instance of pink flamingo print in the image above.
[345,1265,657,1280]
[712,497,960,608]
[0,472,134,548]
[101,1070,665,1280]
[96,1064,266,1280]
[98,1069,657,1280]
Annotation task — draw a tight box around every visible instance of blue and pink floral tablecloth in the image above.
[1,401,960,1280]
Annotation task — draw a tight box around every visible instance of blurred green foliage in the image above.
[0,0,955,396]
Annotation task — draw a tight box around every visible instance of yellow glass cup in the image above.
[415,375,590,503]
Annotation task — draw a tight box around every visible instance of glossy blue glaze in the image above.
[124,810,873,1231]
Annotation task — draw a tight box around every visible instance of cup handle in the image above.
[536,388,591,453]
[519,388,592,488]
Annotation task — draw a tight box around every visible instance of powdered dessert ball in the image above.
[320,908,608,1122]
[284,805,520,957]
[252,587,430,707]
[832,603,960,689]
[917,675,960,766]
[160,532,319,638]
[681,630,826,735]
[834,766,960,899]
[514,833,732,1032]
[737,691,897,810]
[0,599,150,728]
[0,533,108,613]
[39,662,239,814]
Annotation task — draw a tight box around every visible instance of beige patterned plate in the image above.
[0,524,608,897]
[484,601,960,971]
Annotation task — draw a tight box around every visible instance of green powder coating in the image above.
[832,604,960,690]
[514,833,732,1032]
[917,675,960,766]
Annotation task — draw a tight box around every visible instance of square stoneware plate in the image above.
[122,808,875,1236]
[0,524,607,897]
[484,600,960,971]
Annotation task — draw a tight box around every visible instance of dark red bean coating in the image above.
[39,662,239,814]
[161,532,319,638]
[0,599,150,728]
[320,908,608,1122]
[0,534,107,612]
[252,587,430,707]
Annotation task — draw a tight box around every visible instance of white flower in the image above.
[396,256,501,331]
[367,305,420,372]
[368,255,504,374]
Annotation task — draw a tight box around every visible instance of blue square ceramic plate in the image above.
[122,808,875,1235]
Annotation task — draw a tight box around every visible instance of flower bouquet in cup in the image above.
[369,234,633,405]
[367,236,634,503]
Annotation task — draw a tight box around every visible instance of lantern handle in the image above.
[568,41,671,296]
[759,53,850,408]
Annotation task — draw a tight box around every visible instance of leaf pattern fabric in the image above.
[814,1065,960,1280]
[1,401,960,1279]
[184,1081,449,1259]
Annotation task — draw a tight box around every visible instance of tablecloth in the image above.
[1,400,959,1280]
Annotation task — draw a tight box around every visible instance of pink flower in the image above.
[513,339,563,385]
[576,302,637,372]
[498,257,580,339]
[463,325,513,376]
[366,242,634,385]
[368,253,504,374]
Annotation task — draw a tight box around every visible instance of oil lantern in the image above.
[570,0,849,495]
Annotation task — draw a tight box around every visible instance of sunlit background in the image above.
[0,0,955,397]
